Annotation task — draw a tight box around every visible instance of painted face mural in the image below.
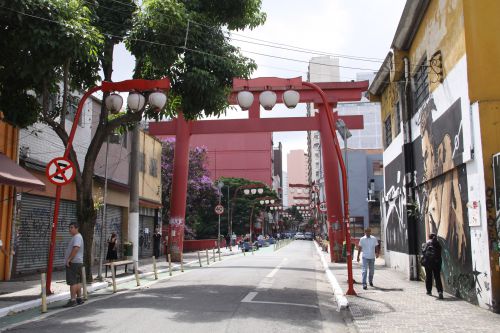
[413,97,475,303]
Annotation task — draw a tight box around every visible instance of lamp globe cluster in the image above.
[105,91,167,114]
[236,88,301,111]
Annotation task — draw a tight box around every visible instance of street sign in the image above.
[319,202,327,212]
[215,204,224,215]
[46,157,76,186]
[312,184,320,193]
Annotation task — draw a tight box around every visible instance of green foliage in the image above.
[0,0,102,127]
[217,177,277,236]
[126,0,265,119]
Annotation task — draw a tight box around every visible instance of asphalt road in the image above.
[6,241,351,333]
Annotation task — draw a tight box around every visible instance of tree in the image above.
[126,0,266,119]
[0,0,265,279]
[216,177,278,236]
[161,139,220,239]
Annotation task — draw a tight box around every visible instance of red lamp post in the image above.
[45,78,170,294]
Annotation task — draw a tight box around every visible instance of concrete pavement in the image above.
[1,240,349,333]
[319,246,500,332]
[0,246,237,318]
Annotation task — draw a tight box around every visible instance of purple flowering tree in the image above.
[161,139,219,239]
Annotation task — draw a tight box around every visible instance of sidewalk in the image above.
[0,246,238,315]
[322,249,500,333]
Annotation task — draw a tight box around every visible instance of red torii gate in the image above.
[149,77,367,270]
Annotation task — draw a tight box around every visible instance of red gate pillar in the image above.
[168,113,191,261]
[318,107,344,262]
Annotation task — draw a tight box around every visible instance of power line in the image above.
[0,5,405,86]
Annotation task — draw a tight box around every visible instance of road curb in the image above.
[313,241,349,311]
[0,258,202,319]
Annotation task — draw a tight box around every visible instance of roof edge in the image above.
[391,0,431,50]
[368,52,393,96]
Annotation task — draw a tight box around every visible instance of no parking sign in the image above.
[46,157,76,186]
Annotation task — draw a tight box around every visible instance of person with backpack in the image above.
[421,233,444,299]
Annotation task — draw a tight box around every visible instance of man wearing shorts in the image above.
[64,222,85,307]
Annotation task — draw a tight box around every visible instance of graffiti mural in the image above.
[412,97,476,303]
[384,154,409,253]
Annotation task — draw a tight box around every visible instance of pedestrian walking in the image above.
[421,233,444,299]
[356,227,379,290]
[153,228,162,259]
[225,234,231,249]
[106,232,118,262]
[63,222,84,307]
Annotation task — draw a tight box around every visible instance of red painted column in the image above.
[168,113,191,261]
[318,109,344,262]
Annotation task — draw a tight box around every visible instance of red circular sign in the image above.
[215,204,224,215]
[46,157,76,186]
[319,202,327,212]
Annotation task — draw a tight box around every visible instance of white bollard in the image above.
[41,273,47,313]
[180,253,184,272]
[134,261,140,286]
[168,254,173,276]
[81,266,88,300]
[198,251,202,267]
[111,263,117,293]
[153,256,158,280]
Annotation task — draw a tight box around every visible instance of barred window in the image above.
[384,116,392,147]
[394,101,401,135]
[413,57,429,112]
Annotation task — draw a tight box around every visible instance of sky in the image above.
[113,0,407,169]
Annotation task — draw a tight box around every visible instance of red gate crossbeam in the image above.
[149,114,363,135]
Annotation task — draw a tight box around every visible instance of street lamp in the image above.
[46,78,170,294]
[228,183,266,246]
[336,118,352,184]
[235,81,357,295]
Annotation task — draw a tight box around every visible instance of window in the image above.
[413,57,429,112]
[394,101,401,135]
[373,161,383,176]
[139,153,145,172]
[149,158,158,177]
[384,115,392,147]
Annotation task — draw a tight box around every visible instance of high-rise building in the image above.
[306,58,384,237]
[286,149,309,208]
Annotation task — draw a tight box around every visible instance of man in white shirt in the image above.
[63,222,84,307]
[357,228,380,290]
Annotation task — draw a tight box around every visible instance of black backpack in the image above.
[421,241,439,266]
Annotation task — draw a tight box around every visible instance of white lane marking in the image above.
[241,291,258,302]
[266,257,287,278]
[313,241,349,310]
[241,291,318,309]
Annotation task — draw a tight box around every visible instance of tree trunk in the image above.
[76,175,96,282]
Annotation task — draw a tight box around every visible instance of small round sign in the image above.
[46,157,76,186]
[312,185,320,193]
[319,202,327,212]
[215,204,224,215]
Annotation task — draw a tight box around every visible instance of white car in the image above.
[294,232,305,240]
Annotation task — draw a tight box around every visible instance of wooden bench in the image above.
[104,260,134,278]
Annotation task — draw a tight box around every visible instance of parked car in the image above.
[294,232,305,240]
[304,232,313,240]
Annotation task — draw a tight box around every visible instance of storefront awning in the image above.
[0,153,45,190]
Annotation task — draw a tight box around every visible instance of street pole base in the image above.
[346,287,357,296]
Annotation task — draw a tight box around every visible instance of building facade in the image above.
[369,0,500,311]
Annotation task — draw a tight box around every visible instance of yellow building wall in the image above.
[139,131,162,205]
[478,101,500,309]
[0,117,19,280]
[408,0,466,91]
[380,81,399,144]
[463,0,500,102]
